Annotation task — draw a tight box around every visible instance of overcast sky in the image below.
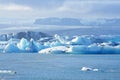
[0,0,120,19]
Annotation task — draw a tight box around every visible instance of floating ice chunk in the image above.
[81,67,99,72]
[17,38,29,50]
[81,67,92,71]
[87,44,101,53]
[49,50,65,54]
[27,38,38,52]
[93,69,99,72]
[0,70,16,74]
[37,43,45,51]
[70,36,92,45]
[54,34,66,44]
[101,45,115,54]
[67,45,87,54]
[4,43,20,53]
[50,41,63,47]
[39,46,68,54]
[44,42,51,48]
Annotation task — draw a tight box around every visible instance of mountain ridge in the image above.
[34,17,120,26]
[0,31,50,41]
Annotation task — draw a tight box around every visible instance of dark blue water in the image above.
[0,53,120,80]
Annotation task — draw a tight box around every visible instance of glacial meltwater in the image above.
[0,53,120,80]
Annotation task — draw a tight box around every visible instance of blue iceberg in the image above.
[4,43,20,53]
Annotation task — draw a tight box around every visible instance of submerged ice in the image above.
[1,34,120,54]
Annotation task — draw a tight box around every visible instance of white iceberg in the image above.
[39,46,68,54]
[0,70,16,74]
[81,67,92,71]
[67,45,88,54]
[17,38,29,50]
[81,67,99,72]
[93,69,99,72]
[50,41,64,47]
[70,36,92,45]
[54,34,67,44]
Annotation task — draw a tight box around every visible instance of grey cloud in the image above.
[0,0,65,9]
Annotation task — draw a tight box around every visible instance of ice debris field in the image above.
[1,34,120,54]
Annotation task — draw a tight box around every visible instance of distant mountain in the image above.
[45,27,120,36]
[0,31,51,41]
[102,19,120,26]
[34,17,120,26]
[34,17,82,26]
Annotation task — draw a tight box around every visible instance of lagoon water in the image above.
[0,53,120,80]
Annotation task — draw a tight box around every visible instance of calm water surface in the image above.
[0,53,120,80]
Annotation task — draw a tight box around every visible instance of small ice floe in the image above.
[81,67,99,72]
[81,67,92,71]
[39,46,68,54]
[93,68,99,72]
[0,70,16,74]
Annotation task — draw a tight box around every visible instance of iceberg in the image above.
[50,41,64,47]
[93,69,99,72]
[54,34,67,44]
[43,42,51,48]
[81,67,99,72]
[70,36,92,45]
[87,44,102,54]
[4,43,20,53]
[101,45,115,54]
[39,46,68,54]
[1,34,120,54]
[81,67,92,71]
[26,39,39,52]
[0,70,16,74]
[17,38,29,50]
[36,43,45,51]
[67,45,88,54]
[114,45,120,54]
